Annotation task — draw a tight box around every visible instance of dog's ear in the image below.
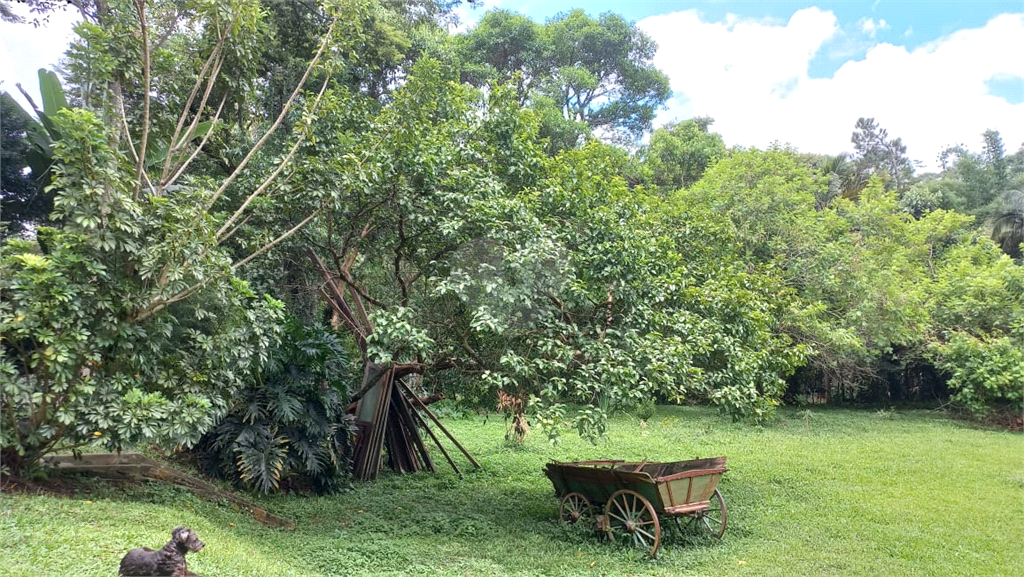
[171,526,186,539]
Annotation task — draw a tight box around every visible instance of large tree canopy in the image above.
[458,8,671,151]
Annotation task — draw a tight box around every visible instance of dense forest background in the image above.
[1,0,1021,492]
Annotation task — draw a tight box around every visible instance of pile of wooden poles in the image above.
[351,365,479,481]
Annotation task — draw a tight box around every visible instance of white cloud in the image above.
[450,0,504,33]
[0,4,80,113]
[640,10,1024,172]
[859,17,889,38]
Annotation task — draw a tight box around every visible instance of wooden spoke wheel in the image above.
[605,489,661,557]
[558,492,593,525]
[688,488,727,539]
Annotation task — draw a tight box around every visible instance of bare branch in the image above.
[160,39,226,182]
[205,16,339,211]
[133,0,151,200]
[118,95,157,195]
[161,95,227,191]
[216,73,331,240]
[133,281,204,322]
[216,214,252,245]
[231,208,322,271]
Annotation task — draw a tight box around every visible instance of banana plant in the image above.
[4,69,68,188]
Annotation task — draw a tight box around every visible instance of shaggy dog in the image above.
[118,526,205,577]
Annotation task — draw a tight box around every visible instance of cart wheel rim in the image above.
[605,489,661,557]
[559,492,593,525]
[689,488,727,539]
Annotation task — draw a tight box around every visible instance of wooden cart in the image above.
[543,457,728,556]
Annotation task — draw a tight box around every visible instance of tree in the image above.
[680,147,970,401]
[851,117,913,193]
[457,9,544,103]
[927,240,1023,417]
[0,0,367,474]
[458,9,670,152]
[544,10,670,143]
[808,152,869,210]
[644,117,726,191]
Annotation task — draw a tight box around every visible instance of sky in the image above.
[2,2,1022,173]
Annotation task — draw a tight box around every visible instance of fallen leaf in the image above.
[589,561,596,568]
[738,560,747,566]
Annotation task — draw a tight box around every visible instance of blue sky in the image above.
[503,1,1018,78]
[457,1,1024,171]
[3,2,1022,172]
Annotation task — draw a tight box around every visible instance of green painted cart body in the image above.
[544,457,728,556]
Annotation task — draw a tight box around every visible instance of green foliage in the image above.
[367,307,436,365]
[633,397,656,421]
[0,70,71,234]
[930,332,1024,417]
[196,319,355,494]
[928,240,1023,337]
[899,181,945,218]
[932,131,1024,259]
[458,8,671,150]
[471,143,808,430]
[643,117,726,191]
[0,92,283,474]
[925,239,1023,417]
[851,117,913,192]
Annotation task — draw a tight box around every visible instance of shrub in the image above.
[194,319,356,494]
[930,331,1024,418]
[0,110,283,475]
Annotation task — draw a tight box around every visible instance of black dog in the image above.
[118,526,205,577]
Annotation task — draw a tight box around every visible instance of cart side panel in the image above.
[688,473,718,503]
[545,463,660,507]
[660,471,725,508]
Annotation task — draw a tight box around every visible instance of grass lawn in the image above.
[2,405,1022,576]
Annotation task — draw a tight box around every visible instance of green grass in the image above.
[2,406,1022,576]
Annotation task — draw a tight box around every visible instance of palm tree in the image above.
[816,153,870,210]
[990,189,1024,260]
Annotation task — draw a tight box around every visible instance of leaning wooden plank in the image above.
[353,368,394,480]
[387,387,420,473]
[360,369,394,480]
[393,385,435,473]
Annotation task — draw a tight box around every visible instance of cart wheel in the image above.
[605,489,661,557]
[558,492,593,525]
[689,488,727,539]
